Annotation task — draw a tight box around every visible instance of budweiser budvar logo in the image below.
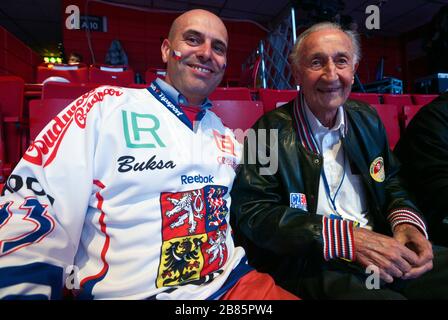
[24,88,123,167]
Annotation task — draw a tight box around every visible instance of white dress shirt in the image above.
[303,102,372,228]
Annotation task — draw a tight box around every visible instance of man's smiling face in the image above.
[295,28,358,116]
[161,10,228,105]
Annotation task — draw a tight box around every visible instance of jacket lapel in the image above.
[343,106,378,204]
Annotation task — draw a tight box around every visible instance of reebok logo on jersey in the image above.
[181,174,214,185]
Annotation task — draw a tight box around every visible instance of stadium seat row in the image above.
[0,74,437,183]
[349,92,437,106]
[37,63,167,87]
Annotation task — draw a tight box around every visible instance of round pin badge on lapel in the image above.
[370,157,385,182]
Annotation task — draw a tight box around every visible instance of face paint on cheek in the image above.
[172,50,182,61]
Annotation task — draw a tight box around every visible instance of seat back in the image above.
[382,94,413,106]
[211,100,264,143]
[0,76,25,119]
[403,104,425,128]
[42,82,100,100]
[0,76,25,166]
[145,68,166,84]
[28,99,73,141]
[0,110,8,183]
[126,84,148,89]
[209,87,252,101]
[411,94,438,105]
[349,92,381,105]
[0,111,4,160]
[258,88,298,114]
[239,56,261,88]
[89,64,134,86]
[371,104,401,149]
[37,63,89,83]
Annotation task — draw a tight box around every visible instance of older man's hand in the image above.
[393,223,433,280]
[353,227,419,283]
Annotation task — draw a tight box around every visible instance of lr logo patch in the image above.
[122,111,166,148]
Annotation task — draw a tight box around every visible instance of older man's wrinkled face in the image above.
[161,11,228,105]
[295,29,358,116]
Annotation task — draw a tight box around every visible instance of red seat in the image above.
[403,104,425,128]
[0,110,11,183]
[349,93,381,105]
[24,83,43,99]
[258,88,298,114]
[371,104,401,149]
[126,84,148,89]
[411,94,438,105]
[145,68,166,84]
[382,94,413,106]
[37,63,89,83]
[0,76,25,120]
[209,87,252,101]
[0,76,25,167]
[89,64,134,86]
[42,82,100,100]
[28,99,73,141]
[211,100,264,143]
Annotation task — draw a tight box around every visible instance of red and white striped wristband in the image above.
[388,208,428,239]
[322,216,356,262]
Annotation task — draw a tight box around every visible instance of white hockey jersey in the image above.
[0,82,250,299]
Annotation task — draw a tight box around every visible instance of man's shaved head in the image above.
[168,9,228,43]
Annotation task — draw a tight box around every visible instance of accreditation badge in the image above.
[370,156,385,182]
[290,192,308,211]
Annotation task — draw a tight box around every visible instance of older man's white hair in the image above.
[289,22,361,75]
